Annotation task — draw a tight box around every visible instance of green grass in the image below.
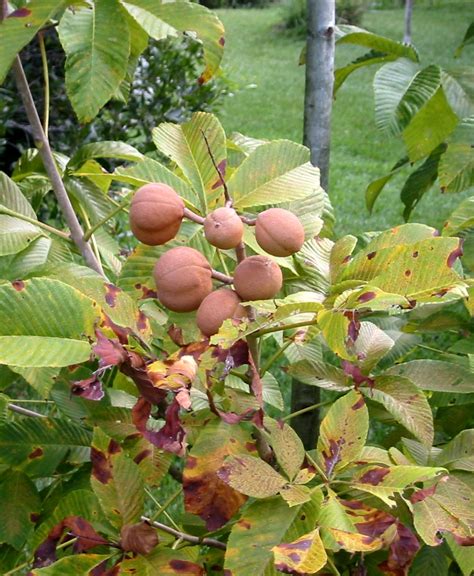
[217,2,474,236]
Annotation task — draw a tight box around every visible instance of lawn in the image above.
[217,2,474,236]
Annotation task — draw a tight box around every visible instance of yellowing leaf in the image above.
[329,528,386,552]
[272,528,327,575]
[218,455,287,498]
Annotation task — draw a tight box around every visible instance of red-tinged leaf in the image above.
[132,397,187,456]
[93,330,128,368]
[33,516,108,569]
[248,349,263,406]
[272,528,328,575]
[71,375,104,401]
[183,420,254,530]
[339,499,420,575]
[119,547,205,575]
[316,390,369,478]
[342,360,375,388]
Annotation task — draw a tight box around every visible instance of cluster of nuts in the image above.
[129,183,305,336]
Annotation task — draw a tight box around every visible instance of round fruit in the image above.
[233,255,283,301]
[196,288,247,336]
[153,247,212,312]
[204,207,244,250]
[129,183,184,245]
[255,208,305,257]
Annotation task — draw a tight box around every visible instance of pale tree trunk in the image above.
[292,0,335,449]
[404,0,413,44]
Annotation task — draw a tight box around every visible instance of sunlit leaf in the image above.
[272,528,327,575]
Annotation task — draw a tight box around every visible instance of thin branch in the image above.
[183,207,205,225]
[201,130,231,205]
[8,403,47,418]
[259,338,292,377]
[282,399,333,422]
[235,241,246,263]
[11,57,106,277]
[0,206,71,240]
[253,317,318,337]
[240,215,256,226]
[149,486,182,522]
[141,516,226,550]
[38,32,50,136]
[83,191,133,241]
[211,269,233,284]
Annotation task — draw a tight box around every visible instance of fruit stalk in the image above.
[183,207,205,225]
[210,269,234,284]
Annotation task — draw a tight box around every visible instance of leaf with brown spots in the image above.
[361,375,434,446]
[316,390,369,478]
[218,454,287,498]
[90,428,144,530]
[352,465,445,507]
[272,528,327,575]
[30,554,113,575]
[183,420,254,530]
[0,470,41,550]
[263,417,305,481]
[119,547,204,575]
[412,475,474,546]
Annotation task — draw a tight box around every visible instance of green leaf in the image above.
[65,174,115,225]
[0,277,98,339]
[316,390,368,478]
[334,50,400,94]
[400,144,445,221]
[409,545,450,576]
[0,336,91,368]
[8,366,60,397]
[374,61,441,136]
[365,157,409,213]
[441,68,474,120]
[0,470,40,550]
[443,196,474,236]
[363,375,434,446]
[387,360,474,393]
[114,157,199,210]
[0,0,66,84]
[438,116,474,194]
[68,141,143,171]
[403,88,458,162]
[0,172,36,218]
[455,22,474,58]
[31,554,113,575]
[263,418,305,481]
[219,455,287,498]
[225,495,321,576]
[0,215,43,256]
[434,430,474,471]
[229,141,325,210]
[152,112,226,213]
[261,372,284,410]
[272,528,327,574]
[120,0,225,83]
[288,360,349,392]
[445,533,474,576]
[58,0,131,123]
[0,418,91,477]
[91,428,144,529]
[352,465,445,506]
[336,25,419,61]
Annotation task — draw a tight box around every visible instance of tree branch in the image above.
[8,403,47,418]
[11,57,106,277]
[141,516,226,550]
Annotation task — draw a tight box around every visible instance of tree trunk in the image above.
[404,0,413,44]
[292,0,335,449]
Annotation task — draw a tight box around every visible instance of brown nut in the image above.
[204,207,244,249]
[129,183,184,245]
[233,255,283,301]
[153,246,212,312]
[196,288,247,336]
[255,208,305,257]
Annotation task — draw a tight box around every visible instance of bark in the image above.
[294,0,336,449]
[303,0,336,191]
[404,0,413,44]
